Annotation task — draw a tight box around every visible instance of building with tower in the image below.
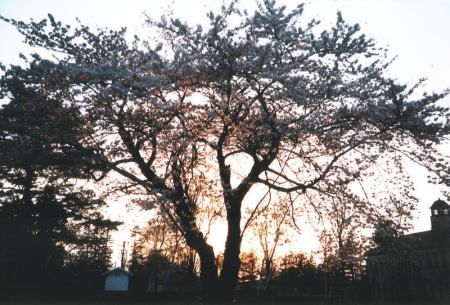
[366,199,450,301]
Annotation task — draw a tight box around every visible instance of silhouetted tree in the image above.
[129,219,200,294]
[373,218,404,248]
[0,63,118,294]
[316,196,369,298]
[275,253,320,296]
[64,203,119,292]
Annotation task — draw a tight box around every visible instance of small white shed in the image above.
[104,267,132,292]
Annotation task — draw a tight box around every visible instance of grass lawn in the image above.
[0,300,448,305]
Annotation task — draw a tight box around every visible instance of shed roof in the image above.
[104,267,133,276]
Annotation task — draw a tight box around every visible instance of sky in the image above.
[1,0,449,264]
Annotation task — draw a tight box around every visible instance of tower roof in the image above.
[430,198,449,209]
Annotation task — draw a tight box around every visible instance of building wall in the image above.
[367,246,450,301]
[431,215,450,231]
[105,273,129,291]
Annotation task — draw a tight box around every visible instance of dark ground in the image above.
[0,297,448,305]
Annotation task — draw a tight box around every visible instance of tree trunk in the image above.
[198,243,220,301]
[219,201,242,301]
[22,165,34,207]
[22,166,35,235]
[184,232,220,301]
[170,189,221,301]
[262,258,274,295]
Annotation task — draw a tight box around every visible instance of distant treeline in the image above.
[126,223,368,301]
[126,249,369,301]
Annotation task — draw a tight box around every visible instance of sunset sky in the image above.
[1,0,449,264]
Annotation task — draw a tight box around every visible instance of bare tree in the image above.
[252,196,292,294]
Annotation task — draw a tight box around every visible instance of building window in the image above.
[433,209,438,216]
[444,209,448,215]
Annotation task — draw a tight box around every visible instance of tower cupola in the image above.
[430,198,450,231]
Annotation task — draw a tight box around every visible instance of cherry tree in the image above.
[1,0,448,300]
